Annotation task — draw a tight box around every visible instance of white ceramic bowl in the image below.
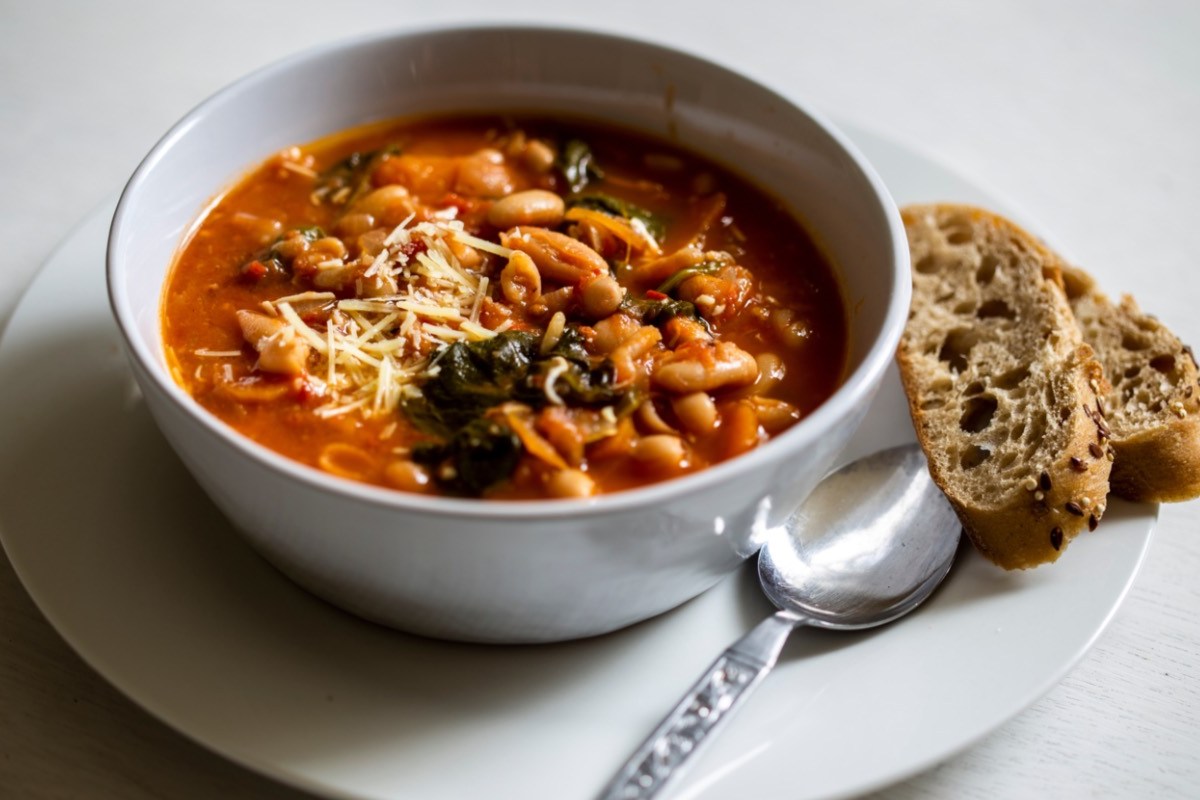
[108,25,909,644]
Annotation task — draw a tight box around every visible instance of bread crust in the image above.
[1060,265,1200,502]
[898,204,1112,570]
[1109,421,1200,502]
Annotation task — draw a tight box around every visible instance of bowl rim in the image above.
[107,22,911,521]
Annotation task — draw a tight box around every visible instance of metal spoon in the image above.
[597,443,961,800]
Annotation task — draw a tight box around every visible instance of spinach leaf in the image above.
[558,139,604,193]
[400,327,627,495]
[238,226,327,281]
[621,293,705,328]
[544,324,590,363]
[269,225,324,253]
[569,193,667,244]
[410,418,522,496]
[404,328,623,437]
[656,260,723,295]
[314,145,400,206]
[404,331,541,436]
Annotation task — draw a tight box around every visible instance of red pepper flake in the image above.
[400,239,428,259]
[646,290,669,301]
[292,377,326,406]
[438,192,478,215]
[240,260,268,283]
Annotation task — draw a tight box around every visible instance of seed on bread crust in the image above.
[1065,501,1084,516]
[1050,527,1064,550]
[1070,456,1087,472]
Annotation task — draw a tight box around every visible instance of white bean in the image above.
[652,341,758,394]
[591,313,641,354]
[633,434,689,474]
[672,392,718,434]
[352,185,414,225]
[545,468,596,498]
[579,274,626,320]
[752,353,785,395]
[524,140,556,173]
[488,189,565,229]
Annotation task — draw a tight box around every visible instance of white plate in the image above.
[0,124,1155,800]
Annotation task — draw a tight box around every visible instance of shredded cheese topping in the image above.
[265,217,512,419]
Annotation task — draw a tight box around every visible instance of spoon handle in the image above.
[596,610,801,800]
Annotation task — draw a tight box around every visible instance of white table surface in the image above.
[2,1,1198,798]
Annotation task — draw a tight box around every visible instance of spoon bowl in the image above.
[759,443,960,629]
[598,444,961,800]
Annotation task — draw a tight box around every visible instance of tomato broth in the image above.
[163,114,847,498]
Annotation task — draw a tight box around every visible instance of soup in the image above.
[162,114,847,498]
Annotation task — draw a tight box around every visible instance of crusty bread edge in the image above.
[1060,264,1200,503]
[1109,418,1200,502]
[898,204,1114,570]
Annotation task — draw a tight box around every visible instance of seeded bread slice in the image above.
[1060,266,1200,502]
[897,204,1112,570]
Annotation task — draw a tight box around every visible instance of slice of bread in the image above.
[1060,266,1200,502]
[897,204,1112,570]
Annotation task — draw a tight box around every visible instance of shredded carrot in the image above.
[565,207,661,257]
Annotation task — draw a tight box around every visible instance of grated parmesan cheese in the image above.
[263,215,506,418]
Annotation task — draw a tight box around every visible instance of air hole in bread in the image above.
[1150,354,1176,374]
[1124,365,1141,379]
[1122,332,1150,351]
[1024,415,1046,445]
[960,394,998,433]
[954,301,976,315]
[1011,420,1026,440]
[997,452,1017,470]
[940,217,974,244]
[964,381,985,396]
[938,328,980,373]
[960,445,990,469]
[993,366,1029,390]
[976,254,1000,285]
[920,398,944,411]
[977,300,1015,320]
[914,255,939,274]
[1059,406,1072,423]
